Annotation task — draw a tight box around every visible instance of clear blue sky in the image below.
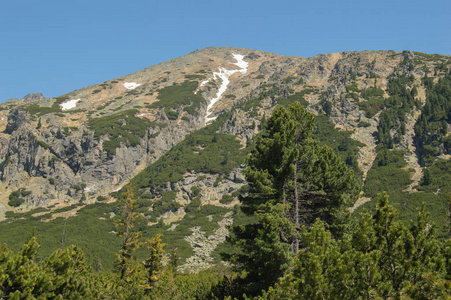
[1,0,450,102]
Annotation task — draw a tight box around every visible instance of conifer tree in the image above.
[143,233,166,292]
[262,193,449,300]
[44,245,100,299]
[228,102,359,296]
[0,237,53,299]
[115,184,143,282]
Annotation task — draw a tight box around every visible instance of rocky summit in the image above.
[0,47,450,270]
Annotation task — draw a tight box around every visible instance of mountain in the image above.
[0,47,450,271]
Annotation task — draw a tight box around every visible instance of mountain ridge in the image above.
[0,47,447,208]
[0,47,450,270]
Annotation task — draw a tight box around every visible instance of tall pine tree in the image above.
[228,102,360,296]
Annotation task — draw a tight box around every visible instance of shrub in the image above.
[8,188,31,207]
[97,196,107,201]
[8,197,24,207]
[88,109,156,155]
[184,74,206,80]
[358,121,371,127]
[364,150,412,198]
[148,81,206,116]
[219,194,234,204]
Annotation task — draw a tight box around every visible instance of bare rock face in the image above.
[0,99,205,206]
[22,93,45,102]
[4,109,28,134]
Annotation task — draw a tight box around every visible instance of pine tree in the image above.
[143,233,166,292]
[260,193,449,299]
[0,237,54,299]
[44,245,100,299]
[115,184,143,282]
[228,102,359,296]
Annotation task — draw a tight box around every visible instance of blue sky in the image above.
[1,0,450,102]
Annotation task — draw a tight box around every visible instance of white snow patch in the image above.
[232,54,248,74]
[204,54,248,124]
[60,99,80,110]
[123,82,141,90]
[200,78,211,87]
[137,113,146,117]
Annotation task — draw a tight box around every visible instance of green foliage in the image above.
[150,191,181,221]
[415,74,451,164]
[148,80,206,115]
[236,84,299,114]
[0,237,103,299]
[354,85,386,118]
[133,113,247,193]
[0,202,121,270]
[0,237,55,299]
[228,203,294,296]
[184,74,206,80]
[7,197,24,207]
[377,74,417,148]
[97,195,107,201]
[283,76,296,84]
[361,86,384,98]
[18,200,442,300]
[364,149,412,198]
[265,193,449,300]
[276,92,309,108]
[220,194,234,204]
[88,109,156,155]
[356,96,385,118]
[358,153,449,238]
[143,233,166,290]
[44,244,101,298]
[358,121,371,127]
[190,186,201,198]
[228,103,360,296]
[418,159,451,194]
[150,265,229,299]
[322,100,333,116]
[146,204,231,261]
[24,95,71,116]
[345,83,359,92]
[165,109,179,120]
[314,114,364,176]
[8,188,31,207]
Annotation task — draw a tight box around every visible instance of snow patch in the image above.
[60,99,80,110]
[200,78,210,87]
[204,54,248,124]
[123,82,141,90]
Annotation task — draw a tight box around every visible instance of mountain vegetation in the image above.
[0,47,450,298]
[1,108,449,299]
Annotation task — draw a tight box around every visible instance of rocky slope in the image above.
[0,47,450,270]
[0,47,448,211]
